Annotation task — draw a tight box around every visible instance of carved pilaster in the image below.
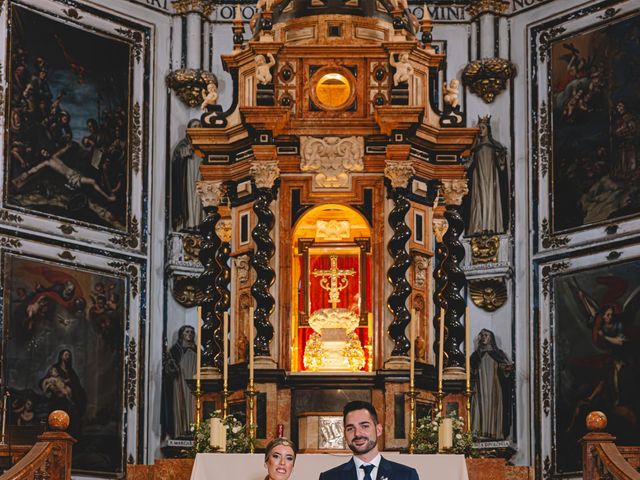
[196,180,224,368]
[250,161,279,358]
[437,179,469,374]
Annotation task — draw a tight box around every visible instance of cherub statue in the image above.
[443,79,460,109]
[389,52,414,86]
[255,53,276,85]
[200,82,218,111]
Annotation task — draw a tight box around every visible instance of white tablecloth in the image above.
[190,452,469,480]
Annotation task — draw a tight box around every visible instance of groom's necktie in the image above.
[360,464,375,480]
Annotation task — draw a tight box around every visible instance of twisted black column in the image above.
[432,229,446,363]
[199,206,222,368]
[438,205,467,369]
[386,186,412,357]
[213,221,231,370]
[250,187,276,357]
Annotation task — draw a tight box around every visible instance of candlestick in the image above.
[0,391,7,445]
[410,308,416,388]
[437,308,445,391]
[249,307,254,385]
[223,311,229,418]
[465,306,471,390]
[246,385,257,453]
[195,307,202,427]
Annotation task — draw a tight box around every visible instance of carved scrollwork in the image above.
[469,278,507,312]
[115,28,143,63]
[131,103,142,174]
[234,254,251,285]
[171,0,215,16]
[538,26,566,63]
[465,0,510,18]
[300,136,364,189]
[172,275,205,308]
[215,219,232,243]
[58,251,76,261]
[109,216,140,249]
[0,236,22,249]
[541,218,569,249]
[542,455,551,479]
[470,234,499,264]
[0,209,23,223]
[127,338,137,409]
[461,57,516,103]
[413,254,430,288]
[62,7,82,19]
[166,69,218,108]
[542,337,551,416]
[58,224,77,235]
[432,217,448,243]
[538,101,551,178]
[541,261,570,298]
[108,261,140,298]
[182,234,203,262]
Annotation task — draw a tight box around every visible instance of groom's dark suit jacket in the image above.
[318,456,419,480]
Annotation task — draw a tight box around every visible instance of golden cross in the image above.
[312,255,356,308]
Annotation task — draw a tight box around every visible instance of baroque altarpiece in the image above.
[188,0,475,451]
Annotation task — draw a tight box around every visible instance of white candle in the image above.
[438,309,445,391]
[249,307,254,384]
[223,312,229,383]
[209,417,227,451]
[465,306,471,390]
[1,392,7,442]
[196,307,202,382]
[410,309,416,387]
[438,417,453,451]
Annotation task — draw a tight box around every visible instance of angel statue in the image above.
[565,276,640,432]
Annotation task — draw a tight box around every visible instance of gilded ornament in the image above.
[432,217,448,243]
[538,101,551,177]
[538,27,566,63]
[465,0,510,19]
[215,219,232,243]
[58,224,77,235]
[441,178,468,206]
[172,275,205,308]
[470,234,499,264]
[166,69,218,108]
[541,261,570,298]
[0,209,23,224]
[384,160,415,189]
[250,160,280,189]
[115,28,143,63]
[462,57,516,103]
[196,180,224,208]
[109,261,140,298]
[469,278,507,312]
[171,0,215,17]
[58,251,76,261]
[182,234,203,262]
[0,237,22,249]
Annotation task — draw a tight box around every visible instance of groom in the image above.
[318,400,419,480]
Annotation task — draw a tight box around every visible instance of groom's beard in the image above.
[347,435,377,455]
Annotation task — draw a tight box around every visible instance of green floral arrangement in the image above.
[410,413,475,456]
[189,411,255,456]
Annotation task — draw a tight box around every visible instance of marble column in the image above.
[196,180,224,370]
[384,160,415,358]
[249,160,280,359]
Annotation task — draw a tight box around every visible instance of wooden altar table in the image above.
[190,452,469,480]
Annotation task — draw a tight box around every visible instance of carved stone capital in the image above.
[196,180,224,208]
[215,218,232,243]
[250,160,280,189]
[441,179,469,206]
[384,160,415,189]
[300,136,364,189]
[432,217,449,243]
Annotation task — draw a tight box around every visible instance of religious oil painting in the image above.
[550,14,640,233]
[3,254,125,475]
[553,261,640,474]
[5,5,131,231]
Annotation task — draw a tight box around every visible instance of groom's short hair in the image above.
[343,400,379,424]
